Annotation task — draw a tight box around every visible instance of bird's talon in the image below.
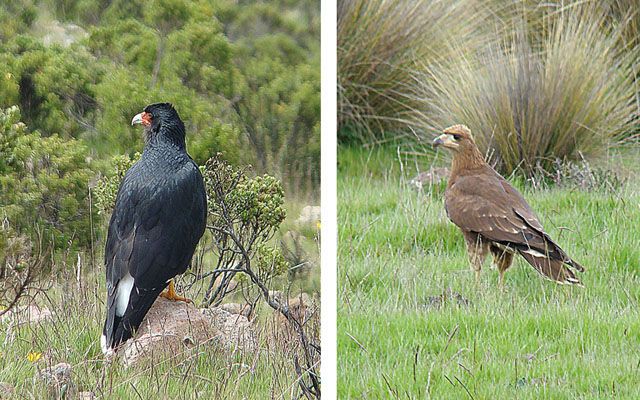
[160,280,192,303]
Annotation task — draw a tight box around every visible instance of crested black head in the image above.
[131,103,186,149]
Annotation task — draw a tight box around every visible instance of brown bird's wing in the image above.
[445,168,583,284]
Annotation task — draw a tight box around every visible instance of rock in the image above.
[43,22,87,47]
[200,307,257,353]
[122,297,216,366]
[37,362,72,384]
[37,362,74,398]
[265,293,319,347]
[219,303,253,319]
[272,293,319,336]
[269,290,285,304]
[78,391,96,400]
[0,305,53,325]
[424,288,470,309]
[0,382,14,397]
[278,293,317,325]
[409,167,450,189]
[296,205,321,225]
[122,297,256,366]
[268,291,318,323]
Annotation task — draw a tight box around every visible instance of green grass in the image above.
[0,272,307,398]
[338,146,640,399]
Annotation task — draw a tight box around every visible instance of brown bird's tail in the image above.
[518,249,583,286]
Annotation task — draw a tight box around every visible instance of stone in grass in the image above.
[219,302,253,319]
[0,382,15,397]
[121,297,257,366]
[296,205,321,225]
[266,291,319,345]
[272,292,318,327]
[0,305,53,325]
[409,167,450,190]
[424,288,471,309]
[200,307,257,353]
[36,362,75,398]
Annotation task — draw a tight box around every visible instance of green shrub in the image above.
[424,9,637,176]
[93,152,139,216]
[1,0,319,200]
[0,106,96,251]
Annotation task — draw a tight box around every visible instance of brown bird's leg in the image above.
[491,246,514,288]
[465,233,487,284]
[160,280,192,303]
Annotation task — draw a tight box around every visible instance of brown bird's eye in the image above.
[452,134,461,141]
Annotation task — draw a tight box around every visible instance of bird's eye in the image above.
[452,134,461,141]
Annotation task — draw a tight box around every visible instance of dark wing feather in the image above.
[445,171,544,247]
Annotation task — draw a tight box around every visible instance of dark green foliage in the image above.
[0,38,103,140]
[0,1,38,41]
[1,0,318,197]
[0,106,95,251]
[92,152,139,215]
[254,243,288,280]
[228,174,287,229]
[201,155,287,305]
[55,0,319,194]
[0,0,317,271]
[205,155,286,239]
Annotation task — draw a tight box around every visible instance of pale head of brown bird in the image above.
[432,124,475,152]
[432,124,485,173]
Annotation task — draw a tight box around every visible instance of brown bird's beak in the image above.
[432,133,456,149]
[131,111,152,127]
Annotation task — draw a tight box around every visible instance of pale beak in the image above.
[131,112,144,126]
[432,136,444,148]
[432,133,455,149]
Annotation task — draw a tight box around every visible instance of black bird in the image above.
[101,103,207,355]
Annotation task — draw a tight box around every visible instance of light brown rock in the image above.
[0,305,53,325]
[296,205,321,224]
[200,307,257,353]
[122,297,217,366]
[121,297,257,366]
[409,167,450,189]
[78,391,96,400]
[0,382,14,397]
[36,362,74,398]
[275,293,318,326]
[219,302,253,319]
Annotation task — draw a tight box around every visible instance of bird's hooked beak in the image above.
[432,133,458,149]
[131,112,152,127]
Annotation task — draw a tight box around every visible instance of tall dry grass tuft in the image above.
[337,0,490,143]
[422,8,638,175]
[599,0,640,49]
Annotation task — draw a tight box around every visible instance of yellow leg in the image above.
[160,280,192,303]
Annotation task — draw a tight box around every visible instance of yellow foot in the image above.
[160,281,192,303]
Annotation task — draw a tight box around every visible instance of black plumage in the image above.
[101,103,207,354]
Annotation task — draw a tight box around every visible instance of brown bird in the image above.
[433,124,584,286]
